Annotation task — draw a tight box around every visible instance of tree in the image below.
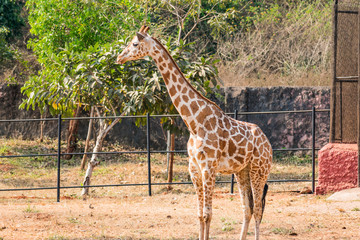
[0,0,25,75]
[0,0,25,40]
[150,0,269,54]
[22,0,147,155]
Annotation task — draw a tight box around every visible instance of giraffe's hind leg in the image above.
[249,163,270,240]
[235,165,253,240]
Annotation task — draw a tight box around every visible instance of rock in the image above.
[300,187,313,194]
[316,144,358,195]
[327,188,360,201]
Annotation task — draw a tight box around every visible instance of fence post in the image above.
[311,107,316,193]
[147,113,152,196]
[230,110,238,194]
[57,114,62,202]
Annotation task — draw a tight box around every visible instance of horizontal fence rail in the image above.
[0,108,330,202]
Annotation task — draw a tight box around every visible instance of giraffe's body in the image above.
[117,26,272,240]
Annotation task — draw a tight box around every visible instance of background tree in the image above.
[0,0,27,79]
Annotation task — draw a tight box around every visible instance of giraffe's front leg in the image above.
[202,168,216,240]
[189,161,205,240]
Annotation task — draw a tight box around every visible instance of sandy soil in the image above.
[1,186,360,240]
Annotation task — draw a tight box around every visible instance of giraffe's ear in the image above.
[136,32,146,41]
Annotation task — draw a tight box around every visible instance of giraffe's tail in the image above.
[261,183,268,221]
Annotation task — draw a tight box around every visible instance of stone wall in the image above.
[223,87,330,150]
[0,84,330,150]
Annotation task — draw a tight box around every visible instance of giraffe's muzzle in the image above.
[116,56,126,64]
[116,51,129,64]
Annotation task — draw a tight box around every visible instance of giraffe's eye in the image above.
[133,42,139,47]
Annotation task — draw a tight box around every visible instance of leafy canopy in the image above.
[22,0,220,127]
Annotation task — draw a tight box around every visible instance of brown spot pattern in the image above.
[207,133,217,141]
[190,101,199,114]
[169,86,176,96]
[180,105,191,117]
[189,91,195,99]
[173,97,180,107]
[197,106,212,123]
[203,147,215,158]
[163,71,170,85]
[219,140,226,150]
[228,139,236,156]
[168,63,173,70]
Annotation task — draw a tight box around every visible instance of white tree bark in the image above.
[81,107,122,197]
[80,106,94,170]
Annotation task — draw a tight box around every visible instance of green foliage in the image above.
[21,37,219,121]
[271,227,296,235]
[22,0,146,115]
[22,0,220,131]
[0,1,31,84]
[0,26,13,64]
[0,145,11,156]
[151,0,269,53]
[24,205,39,213]
[0,0,25,40]
[26,0,146,63]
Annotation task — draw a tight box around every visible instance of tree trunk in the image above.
[80,106,94,170]
[167,132,175,190]
[39,113,45,143]
[81,108,122,198]
[65,106,81,160]
[81,129,106,197]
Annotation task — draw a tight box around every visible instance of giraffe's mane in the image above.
[151,37,222,111]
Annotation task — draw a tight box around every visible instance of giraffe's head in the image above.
[116,25,152,64]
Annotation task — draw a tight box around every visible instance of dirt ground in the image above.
[1,185,360,240]
[0,138,358,239]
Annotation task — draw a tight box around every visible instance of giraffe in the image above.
[116,26,272,240]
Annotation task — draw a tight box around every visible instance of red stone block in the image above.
[315,143,358,195]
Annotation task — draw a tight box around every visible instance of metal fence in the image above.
[0,108,330,202]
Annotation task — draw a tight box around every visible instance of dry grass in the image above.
[0,137,315,197]
[216,0,332,87]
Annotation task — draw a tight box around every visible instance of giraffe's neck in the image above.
[149,38,222,135]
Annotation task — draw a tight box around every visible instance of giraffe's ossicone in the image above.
[117,25,272,240]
